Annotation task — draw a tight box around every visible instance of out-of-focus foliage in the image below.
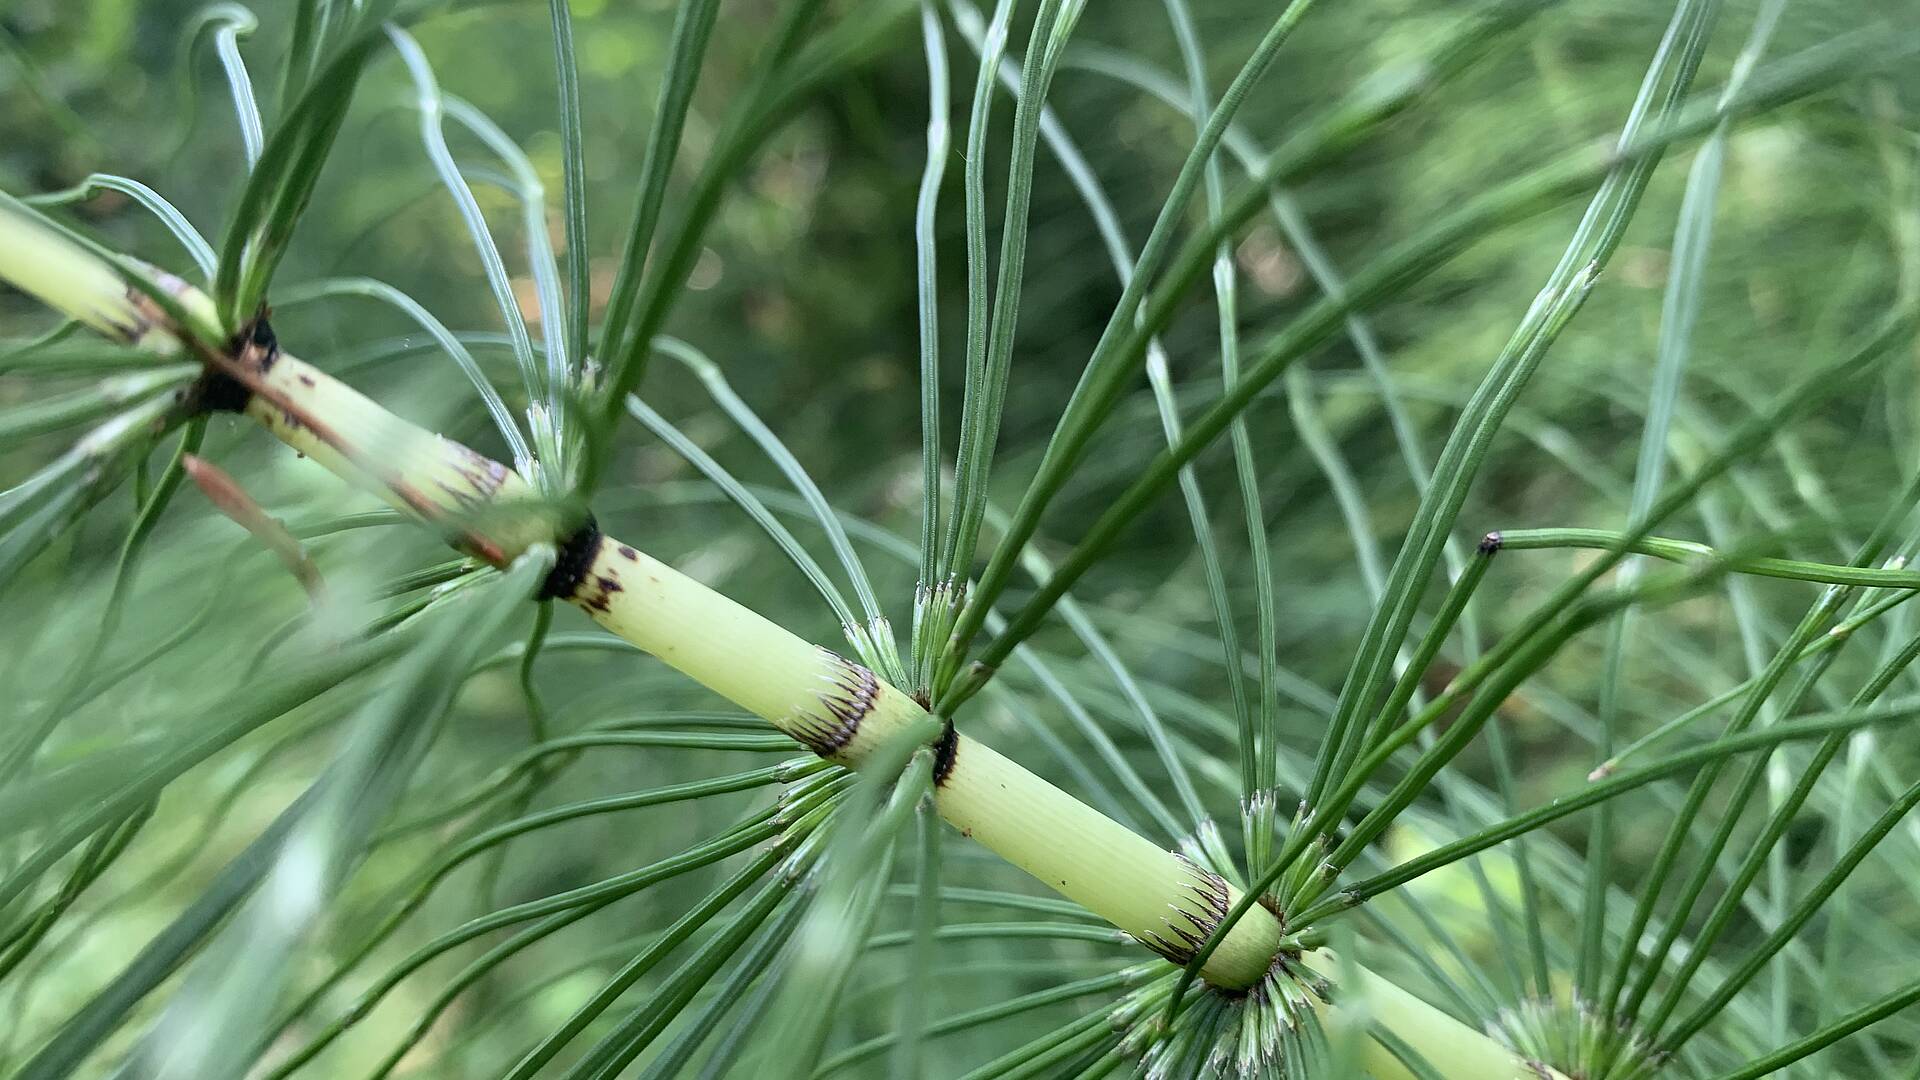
[4,0,1920,1076]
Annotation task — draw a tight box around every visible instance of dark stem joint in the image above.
[931,718,960,787]
[238,310,280,371]
[189,367,253,414]
[189,308,280,414]
[538,514,603,600]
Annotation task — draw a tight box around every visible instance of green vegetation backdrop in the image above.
[3,0,1920,1077]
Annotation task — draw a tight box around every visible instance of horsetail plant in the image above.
[2,1,1920,1078]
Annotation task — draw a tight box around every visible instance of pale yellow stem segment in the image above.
[244,353,541,557]
[567,535,910,748]
[574,535,1282,987]
[0,205,215,350]
[1312,956,1564,1079]
[935,735,1281,986]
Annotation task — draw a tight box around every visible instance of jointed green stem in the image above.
[1,185,1553,1075]
[1500,527,1920,588]
[1704,974,1920,1080]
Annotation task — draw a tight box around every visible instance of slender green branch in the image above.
[1500,527,1920,588]
[1704,975,1920,1080]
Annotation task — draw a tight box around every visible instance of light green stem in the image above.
[0,199,1559,1073]
[1312,955,1562,1080]
[547,516,1288,988]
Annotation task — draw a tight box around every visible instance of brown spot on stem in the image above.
[617,545,638,560]
[114,286,156,345]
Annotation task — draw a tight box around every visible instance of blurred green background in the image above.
[4,0,1920,1074]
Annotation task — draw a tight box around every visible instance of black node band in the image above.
[931,717,960,787]
[538,515,604,600]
